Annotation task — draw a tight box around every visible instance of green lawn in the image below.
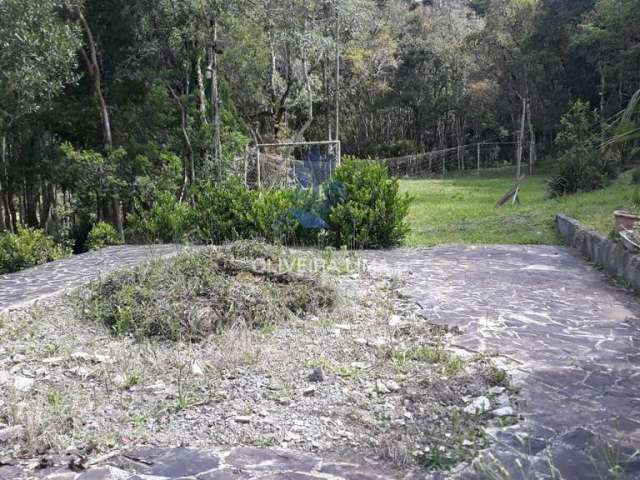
[400,172,639,246]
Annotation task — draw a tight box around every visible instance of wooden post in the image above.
[243,146,248,187]
[527,100,536,175]
[477,142,481,176]
[516,97,526,179]
[284,147,289,187]
[256,149,261,188]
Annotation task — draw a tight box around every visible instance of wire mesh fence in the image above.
[245,141,341,189]
[378,142,532,178]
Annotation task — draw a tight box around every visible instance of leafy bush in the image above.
[85,222,123,251]
[325,157,412,248]
[631,169,640,185]
[128,164,412,249]
[128,191,192,243]
[190,180,322,245]
[548,101,618,197]
[190,178,258,243]
[252,188,306,243]
[0,228,71,274]
[81,245,335,341]
[547,149,617,198]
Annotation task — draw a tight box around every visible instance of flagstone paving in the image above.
[362,245,640,479]
[0,245,182,313]
[1,244,639,479]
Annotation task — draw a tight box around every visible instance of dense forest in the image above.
[1,0,639,251]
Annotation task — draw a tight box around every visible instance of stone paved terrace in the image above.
[1,244,640,479]
[0,245,183,313]
[362,245,640,479]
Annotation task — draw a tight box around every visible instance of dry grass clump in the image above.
[79,242,335,341]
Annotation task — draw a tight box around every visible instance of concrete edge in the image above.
[555,214,640,292]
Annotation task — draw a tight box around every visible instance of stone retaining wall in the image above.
[555,214,640,292]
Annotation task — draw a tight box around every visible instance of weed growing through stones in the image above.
[305,356,362,378]
[129,414,149,428]
[483,365,510,388]
[419,449,459,472]
[47,390,63,411]
[392,345,465,376]
[125,373,141,388]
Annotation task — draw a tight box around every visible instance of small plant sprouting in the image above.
[305,356,360,378]
[130,414,149,428]
[176,395,191,411]
[485,365,510,388]
[240,351,259,366]
[419,449,459,472]
[392,346,465,376]
[125,372,141,388]
[47,390,64,411]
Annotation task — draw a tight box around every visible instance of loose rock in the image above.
[0,425,24,443]
[302,386,317,397]
[376,380,390,394]
[492,406,515,417]
[464,396,490,415]
[308,367,325,383]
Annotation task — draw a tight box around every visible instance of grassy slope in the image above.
[400,173,638,246]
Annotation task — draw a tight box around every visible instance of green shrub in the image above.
[251,188,304,244]
[547,149,617,198]
[81,245,335,341]
[631,169,640,185]
[128,167,411,250]
[0,228,72,274]
[190,178,257,243]
[548,101,619,198]
[85,222,123,251]
[128,191,192,243]
[325,157,412,248]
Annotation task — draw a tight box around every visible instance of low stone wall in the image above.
[556,214,640,292]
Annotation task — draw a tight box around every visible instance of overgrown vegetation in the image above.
[80,242,335,341]
[548,101,619,198]
[0,228,71,274]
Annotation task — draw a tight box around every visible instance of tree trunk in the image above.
[6,190,17,233]
[599,60,607,157]
[0,135,10,232]
[334,3,341,142]
[210,22,222,179]
[297,47,314,137]
[40,181,56,235]
[169,86,194,200]
[76,7,123,241]
[25,182,39,227]
[196,50,209,127]
[76,8,112,149]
